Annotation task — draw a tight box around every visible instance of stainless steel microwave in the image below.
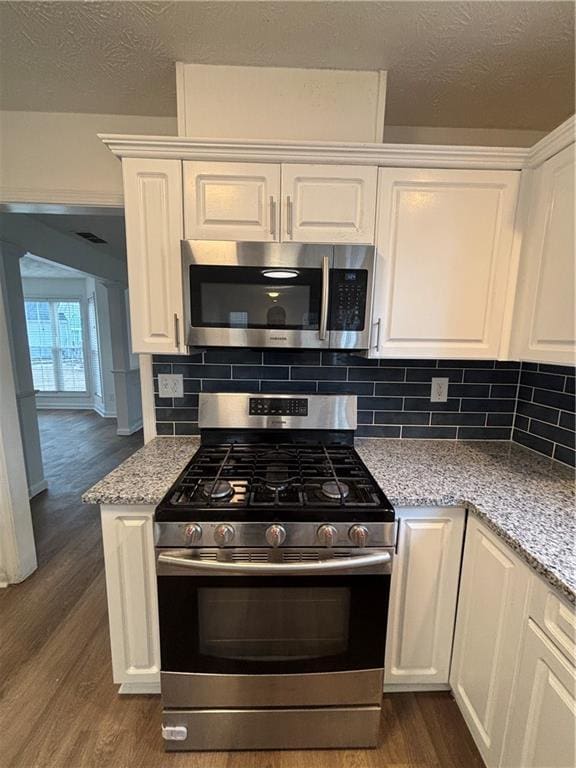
[182,241,375,349]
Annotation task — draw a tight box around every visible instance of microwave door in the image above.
[182,241,332,349]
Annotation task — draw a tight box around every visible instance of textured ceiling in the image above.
[0,1,573,130]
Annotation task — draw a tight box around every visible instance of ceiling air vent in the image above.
[76,231,107,244]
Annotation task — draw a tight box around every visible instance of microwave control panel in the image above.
[249,398,309,417]
[329,270,368,331]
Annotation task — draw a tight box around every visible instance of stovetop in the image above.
[155,442,395,523]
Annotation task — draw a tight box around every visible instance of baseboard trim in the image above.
[383,683,451,693]
[28,479,48,498]
[118,681,160,695]
[93,403,117,419]
[117,420,143,436]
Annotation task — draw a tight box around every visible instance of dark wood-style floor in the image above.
[0,410,484,768]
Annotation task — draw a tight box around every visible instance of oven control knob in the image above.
[265,524,287,548]
[214,524,235,547]
[349,525,369,548]
[184,524,202,545]
[317,524,338,548]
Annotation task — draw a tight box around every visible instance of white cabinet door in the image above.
[100,505,160,694]
[501,619,575,768]
[384,506,465,689]
[450,516,531,768]
[122,158,184,354]
[183,161,281,241]
[281,164,378,243]
[372,168,520,358]
[511,144,575,365]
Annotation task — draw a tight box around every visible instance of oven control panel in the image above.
[249,398,308,417]
[329,270,368,331]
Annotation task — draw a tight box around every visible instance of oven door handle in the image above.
[157,550,391,575]
[319,254,330,341]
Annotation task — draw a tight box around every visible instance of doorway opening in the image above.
[0,210,144,573]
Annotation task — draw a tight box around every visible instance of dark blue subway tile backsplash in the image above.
[152,350,575,467]
[513,362,575,467]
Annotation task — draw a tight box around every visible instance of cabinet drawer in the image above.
[529,577,576,666]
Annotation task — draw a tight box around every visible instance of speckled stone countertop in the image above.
[83,437,575,603]
[82,437,201,506]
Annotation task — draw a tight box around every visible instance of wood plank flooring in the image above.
[0,410,484,768]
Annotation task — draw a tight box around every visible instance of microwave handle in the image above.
[157,549,391,575]
[319,254,330,341]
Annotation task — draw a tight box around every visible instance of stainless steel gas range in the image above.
[155,393,396,751]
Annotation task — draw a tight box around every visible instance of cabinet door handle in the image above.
[269,196,276,238]
[174,313,180,349]
[286,195,293,239]
[372,318,381,351]
[319,254,330,341]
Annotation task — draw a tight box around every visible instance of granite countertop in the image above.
[83,437,201,506]
[83,437,575,604]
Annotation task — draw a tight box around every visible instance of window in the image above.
[87,295,102,398]
[25,300,87,392]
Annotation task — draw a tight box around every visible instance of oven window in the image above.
[158,575,389,675]
[189,266,321,329]
[198,587,350,661]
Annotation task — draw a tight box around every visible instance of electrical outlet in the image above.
[431,377,449,403]
[158,373,184,399]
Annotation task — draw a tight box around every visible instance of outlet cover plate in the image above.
[431,377,449,403]
[158,373,184,399]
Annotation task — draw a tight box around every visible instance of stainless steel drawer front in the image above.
[162,706,381,750]
[161,669,384,708]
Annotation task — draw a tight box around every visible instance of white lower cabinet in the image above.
[451,516,576,768]
[100,505,160,693]
[450,516,532,767]
[501,618,576,768]
[384,506,465,689]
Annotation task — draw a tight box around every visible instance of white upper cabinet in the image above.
[122,158,185,354]
[183,161,377,244]
[371,168,520,359]
[384,507,465,689]
[281,164,378,243]
[184,162,281,241]
[511,144,575,365]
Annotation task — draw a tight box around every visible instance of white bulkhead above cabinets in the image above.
[103,115,575,364]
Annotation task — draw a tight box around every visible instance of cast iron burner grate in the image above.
[167,442,384,509]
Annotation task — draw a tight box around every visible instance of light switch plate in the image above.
[158,373,184,399]
[431,377,449,403]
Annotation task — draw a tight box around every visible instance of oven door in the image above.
[182,241,332,348]
[156,548,392,708]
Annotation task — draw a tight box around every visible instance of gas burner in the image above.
[201,479,234,500]
[321,480,350,500]
[263,464,293,491]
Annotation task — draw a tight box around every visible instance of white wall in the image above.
[0,268,37,585]
[88,278,117,418]
[0,245,47,500]
[0,111,177,208]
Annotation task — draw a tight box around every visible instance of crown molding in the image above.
[99,133,529,170]
[525,115,575,168]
